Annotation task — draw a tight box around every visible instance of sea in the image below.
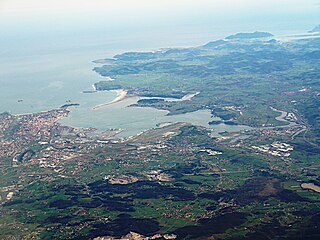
[0,0,319,137]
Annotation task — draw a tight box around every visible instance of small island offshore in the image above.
[1,30,320,240]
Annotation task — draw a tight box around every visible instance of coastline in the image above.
[92,89,128,110]
[168,92,200,102]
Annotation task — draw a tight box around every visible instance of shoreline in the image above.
[92,89,128,110]
[168,92,200,102]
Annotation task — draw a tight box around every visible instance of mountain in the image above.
[226,31,273,40]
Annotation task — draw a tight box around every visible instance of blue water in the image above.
[0,0,319,136]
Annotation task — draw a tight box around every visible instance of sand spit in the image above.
[167,92,200,102]
[92,89,128,110]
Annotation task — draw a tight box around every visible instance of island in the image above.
[60,103,80,108]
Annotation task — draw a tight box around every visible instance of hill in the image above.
[226,31,273,40]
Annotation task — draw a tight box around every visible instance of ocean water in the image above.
[0,0,319,136]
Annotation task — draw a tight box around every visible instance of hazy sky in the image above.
[1,0,319,17]
[0,0,318,11]
[1,0,318,28]
[0,0,319,54]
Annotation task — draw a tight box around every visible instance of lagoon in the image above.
[59,92,252,137]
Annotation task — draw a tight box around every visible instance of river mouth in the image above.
[59,94,304,139]
[59,90,252,138]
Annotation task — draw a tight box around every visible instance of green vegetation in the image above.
[94,36,320,134]
[225,31,274,39]
[1,34,319,239]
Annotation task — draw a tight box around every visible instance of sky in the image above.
[0,0,318,32]
[1,0,319,21]
[0,0,319,54]
[0,0,318,13]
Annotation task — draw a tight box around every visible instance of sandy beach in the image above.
[167,92,200,102]
[92,89,128,110]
